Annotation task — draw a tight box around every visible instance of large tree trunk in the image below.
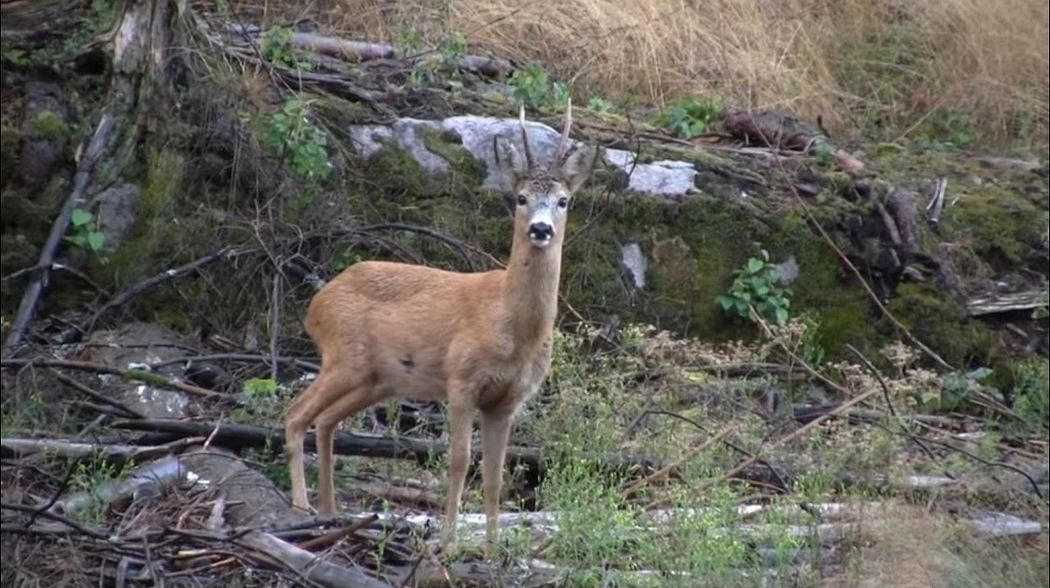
[3,0,181,352]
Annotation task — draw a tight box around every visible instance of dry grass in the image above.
[833,504,1049,588]
[238,0,1048,149]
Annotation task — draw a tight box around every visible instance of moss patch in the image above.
[942,187,1046,266]
[1,125,20,188]
[887,282,996,367]
[31,110,69,140]
[105,148,186,287]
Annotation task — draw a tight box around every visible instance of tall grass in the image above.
[249,0,1048,149]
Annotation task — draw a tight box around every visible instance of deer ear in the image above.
[559,144,599,193]
[492,135,528,186]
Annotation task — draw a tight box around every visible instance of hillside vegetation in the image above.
[0,1,1047,587]
[272,0,1049,149]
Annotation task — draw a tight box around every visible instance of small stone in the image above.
[773,256,799,285]
[620,243,648,289]
[90,183,141,251]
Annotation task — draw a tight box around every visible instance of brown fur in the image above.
[283,104,597,553]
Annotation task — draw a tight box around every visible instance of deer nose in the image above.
[528,222,554,241]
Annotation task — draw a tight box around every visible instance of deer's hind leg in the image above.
[284,363,359,511]
[312,383,383,514]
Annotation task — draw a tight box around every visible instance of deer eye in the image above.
[557,197,569,209]
[517,195,528,206]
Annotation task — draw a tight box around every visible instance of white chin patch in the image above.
[529,236,553,248]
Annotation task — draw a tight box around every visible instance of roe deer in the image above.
[283,101,598,551]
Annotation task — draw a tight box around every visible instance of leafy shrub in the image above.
[262,26,311,70]
[716,256,792,325]
[1011,360,1049,434]
[66,208,105,254]
[508,65,569,110]
[656,96,723,138]
[263,98,332,198]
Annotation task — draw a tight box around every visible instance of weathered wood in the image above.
[237,531,393,588]
[0,437,201,461]
[111,419,661,476]
[2,115,115,354]
[226,25,517,77]
[0,358,223,398]
[966,290,1046,317]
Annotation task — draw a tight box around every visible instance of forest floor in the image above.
[1,1,1048,587]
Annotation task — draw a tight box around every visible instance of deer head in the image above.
[493,100,599,250]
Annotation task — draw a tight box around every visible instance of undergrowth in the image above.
[239,0,1050,150]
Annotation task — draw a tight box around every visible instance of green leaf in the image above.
[716,296,735,311]
[86,231,105,252]
[775,306,789,324]
[735,299,749,316]
[71,209,93,227]
[747,258,764,273]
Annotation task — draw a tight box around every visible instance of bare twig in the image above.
[1,358,224,398]
[3,115,116,354]
[81,246,244,333]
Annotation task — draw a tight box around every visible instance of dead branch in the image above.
[48,455,186,517]
[966,290,1047,317]
[0,437,200,462]
[236,531,393,588]
[2,115,116,354]
[926,177,947,228]
[81,246,245,332]
[111,419,661,477]
[226,25,516,78]
[0,358,224,399]
[52,370,145,419]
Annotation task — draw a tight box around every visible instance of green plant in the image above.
[813,143,836,167]
[585,95,614,112]
[508,65,551,108]
[656,96,723,139]
[262,26,311,70]
[1010,360,1049,434]
[233,377,288,426]
[66,208,106,254]
[539,450,640,572]
[798,313,826,366]
[1034,286,1048,319]
[31,110,69,140]
[439,30,467,62]
[716,256,792,325]
[263,98,332,198]
[70,451,133,523]
[940,367,999,411]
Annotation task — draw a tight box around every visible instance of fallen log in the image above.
[0,358,223,399]
[2,115,116,354]
[225,25,517,77]
[966,290,1046,317]
[111,419,661,477]
[237,530,393,588]
[0,437,202,462]
[720,108,865,173]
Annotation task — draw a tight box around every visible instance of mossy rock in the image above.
[1,125,20,189]
[887,282,996,367]
[104,148,186,287]
[31,109,69,140]
[419,126,487,192]
[941,187,1046,266]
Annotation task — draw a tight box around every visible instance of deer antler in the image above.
[550,97,573,171]
[518,106,534,171]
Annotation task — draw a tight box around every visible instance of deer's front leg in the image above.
[480,408,513,556]
[443,390,474,549]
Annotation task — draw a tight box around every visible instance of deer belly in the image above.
[373,353,447,401]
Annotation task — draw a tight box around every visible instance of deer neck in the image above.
[503,233,563,344]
